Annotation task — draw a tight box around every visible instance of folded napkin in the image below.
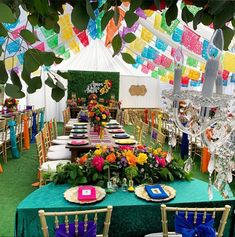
[78,186,96,201]
[145,184,169,199]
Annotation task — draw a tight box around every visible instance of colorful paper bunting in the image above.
[154,55,162,65]
[62,50,70,59]
[6,39,20,54]
[0,36,5,45]
[182,26,200,53]
[55,45,66,55]
[133,38,146,53]
[187,69,201,80]
[147,61,155,71]
[3,19,19,30]
[230,74,235,83]
[223,80,228,86]
[154,14,164,32]
[147,47,158,60]
[186,57,198,67]
[190,80,201,87]
[61,27,73,41]
[155,38,168,51]
[223,52,235,73]
[144,10,154,17]
[172,28,183,42]
[41,28,55,38]
[136,55,145,64]
[34,42,45,51]
[141,27,154,43]
[161,12,180,35]
[158,68,167,76]
[11,26,25,39]
[132,63,140,69]
[141,64,149,74]
[160,55,172,68]
[160,75,169,83]
[141,47,148,58]
[17,53,24,64]
[222,70,229,80]
[136,8,147,19]
[151,70,158,78]
[5,56,18,70]
[46,34,58,49]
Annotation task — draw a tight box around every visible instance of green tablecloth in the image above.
[15,179,235,237]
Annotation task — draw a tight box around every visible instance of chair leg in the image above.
[3,143,7,163]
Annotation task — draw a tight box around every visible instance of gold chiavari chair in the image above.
[140,121,149,145]
[150,127,158,148]
[0,119,7,163]
[52,118,69,140]
[38,206,113,237]
[35,132,71,187]
[157,132,166,146]
[145,204,231,237]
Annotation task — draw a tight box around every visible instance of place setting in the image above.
[70,129,88,134]
[67,140,89,146]
[69,133,88,139]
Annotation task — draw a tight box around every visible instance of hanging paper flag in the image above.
[160,55,172,68]
[34,42,45,51]
[158,68,167,76]
[77,31,89,47]
[154,14,164,32]
[58,14,70,26]
[230,74,235,83]
[144,10,154,17]
[171,48,176,57]
[5,57,18,70]
[223,80,228,86]
[154,55,162,65]
[136,8,147,19]
[223,52,235,73]
[68,39,80,53]
[200,62,206,72]
[98,0,106,7]
[0,36,5,45]
[172,27,183,42]
[151,70,158,78]
[96,11,104,39]
[61,27,73,41]
[136,55,145,64]
[186,57,198,67]
[181,76,189,86]
[141,27,153,43]
[147,61,155,71]
[41,28,55,38]
[122,22,139,36]
[168,63,174,72]
[169,79,174,85]
[134,38,146,53]
[6,39,20,54]
[222,70,229,80]
[160,75,169,83]
[190,80,201,87]
[132,63,140,69]
[11,26,26,39]
[161,12,180,35]
[141,47,148,58]
[167,72,174,81]
[188,69,200,80]
[141,64,149,74]
[201,73,205,83]
[63,50,70,60]
[55,45,66,55]
[88,10,98,40]
[3,19,19,30]
[17,53,24,64]
[125,48,134,57]
[155,38,168,51]
[182,26,200,52]
[46,34,58,49]
[147,47,158,60]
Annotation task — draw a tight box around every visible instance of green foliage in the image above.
[123,33,136,43]
[182,6,194,24]
[112,33,122,56]
[121,53,135,64]
[124,11,139,28]
[20,29,38,44]
[0,3,16,23]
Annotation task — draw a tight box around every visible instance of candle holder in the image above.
[162,29,235,198]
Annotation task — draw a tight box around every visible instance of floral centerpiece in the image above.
[87,93,98,111]
[88,104,110,126]
[67,99,77,107]
[4,98,19,112]
[53,145,191,187]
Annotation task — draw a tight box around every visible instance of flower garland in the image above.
[53,145,191,187]
[4,98,19,109]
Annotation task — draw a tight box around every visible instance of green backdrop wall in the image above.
[68,70,120,100]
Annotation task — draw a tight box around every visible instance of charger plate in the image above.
[115,139,137,145]
[135,184,176,202]
[69,134,88,139]
[68,140,89,146]
[64,186,106,204]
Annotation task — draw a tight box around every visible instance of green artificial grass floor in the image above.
[0,123,234,237]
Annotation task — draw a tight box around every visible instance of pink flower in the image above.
[119,145,134,151]
[155,156,166,167]
[91,156,105,172]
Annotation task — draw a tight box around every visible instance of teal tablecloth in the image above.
[15,179,235,237]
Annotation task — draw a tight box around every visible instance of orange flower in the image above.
[161,151,168,158]
[79,154,88,165]
[125,150,137,166]
[106,153,116,163]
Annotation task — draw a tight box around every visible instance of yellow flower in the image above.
[136,153,148,165]
[94,149,102,156]
[102,114,107,120]
[153,148,162,156]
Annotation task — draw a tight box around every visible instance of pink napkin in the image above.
[77,186,96,201]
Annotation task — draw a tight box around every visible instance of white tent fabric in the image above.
[26,40,161,121]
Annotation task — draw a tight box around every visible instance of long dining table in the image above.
[15,179,235,237]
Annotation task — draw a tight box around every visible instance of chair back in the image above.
[150,127,158,147]
[157,132,166,146]
[38,206,113,237]
[140,121,149,145]
[41,123,51,153]
[35,132,46,165]
[53,118,58,139]
[0,119,6,142]
[161,204,231,237]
